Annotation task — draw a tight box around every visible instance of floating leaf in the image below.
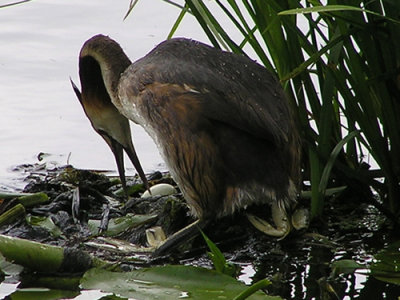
[5,288,78,300]
[81,266,281,300]
[331,259,365,276]
[371,241,400,284]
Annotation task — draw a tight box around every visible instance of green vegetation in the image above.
[81,266,279,300]
[128,0,400,221]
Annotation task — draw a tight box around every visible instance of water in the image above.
[0,0,217,191]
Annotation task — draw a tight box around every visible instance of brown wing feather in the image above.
[120,38,301,187]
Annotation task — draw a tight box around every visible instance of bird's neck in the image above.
[100,55,131,108]
[81,43,131,108]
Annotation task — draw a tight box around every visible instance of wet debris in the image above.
[0,163,399,299]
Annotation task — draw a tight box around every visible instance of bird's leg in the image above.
[152,218,210,257]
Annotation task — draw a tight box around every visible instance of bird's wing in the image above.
[122,39,294,145]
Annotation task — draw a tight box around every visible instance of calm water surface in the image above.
[0,0,220,191]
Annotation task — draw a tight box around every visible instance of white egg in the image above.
[141,183,177,198]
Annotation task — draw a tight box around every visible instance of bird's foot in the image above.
[291,206,309,232]
[246,201,309,239]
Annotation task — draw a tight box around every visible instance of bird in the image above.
[72,34,302,256]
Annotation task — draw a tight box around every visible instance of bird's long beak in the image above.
[123,141,151,194]
[109,137,129,196]
[71,78,82,102]
[108,136,151,196]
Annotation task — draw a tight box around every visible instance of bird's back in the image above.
[117,38,301,218]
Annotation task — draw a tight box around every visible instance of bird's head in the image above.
[70,35,150,196]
